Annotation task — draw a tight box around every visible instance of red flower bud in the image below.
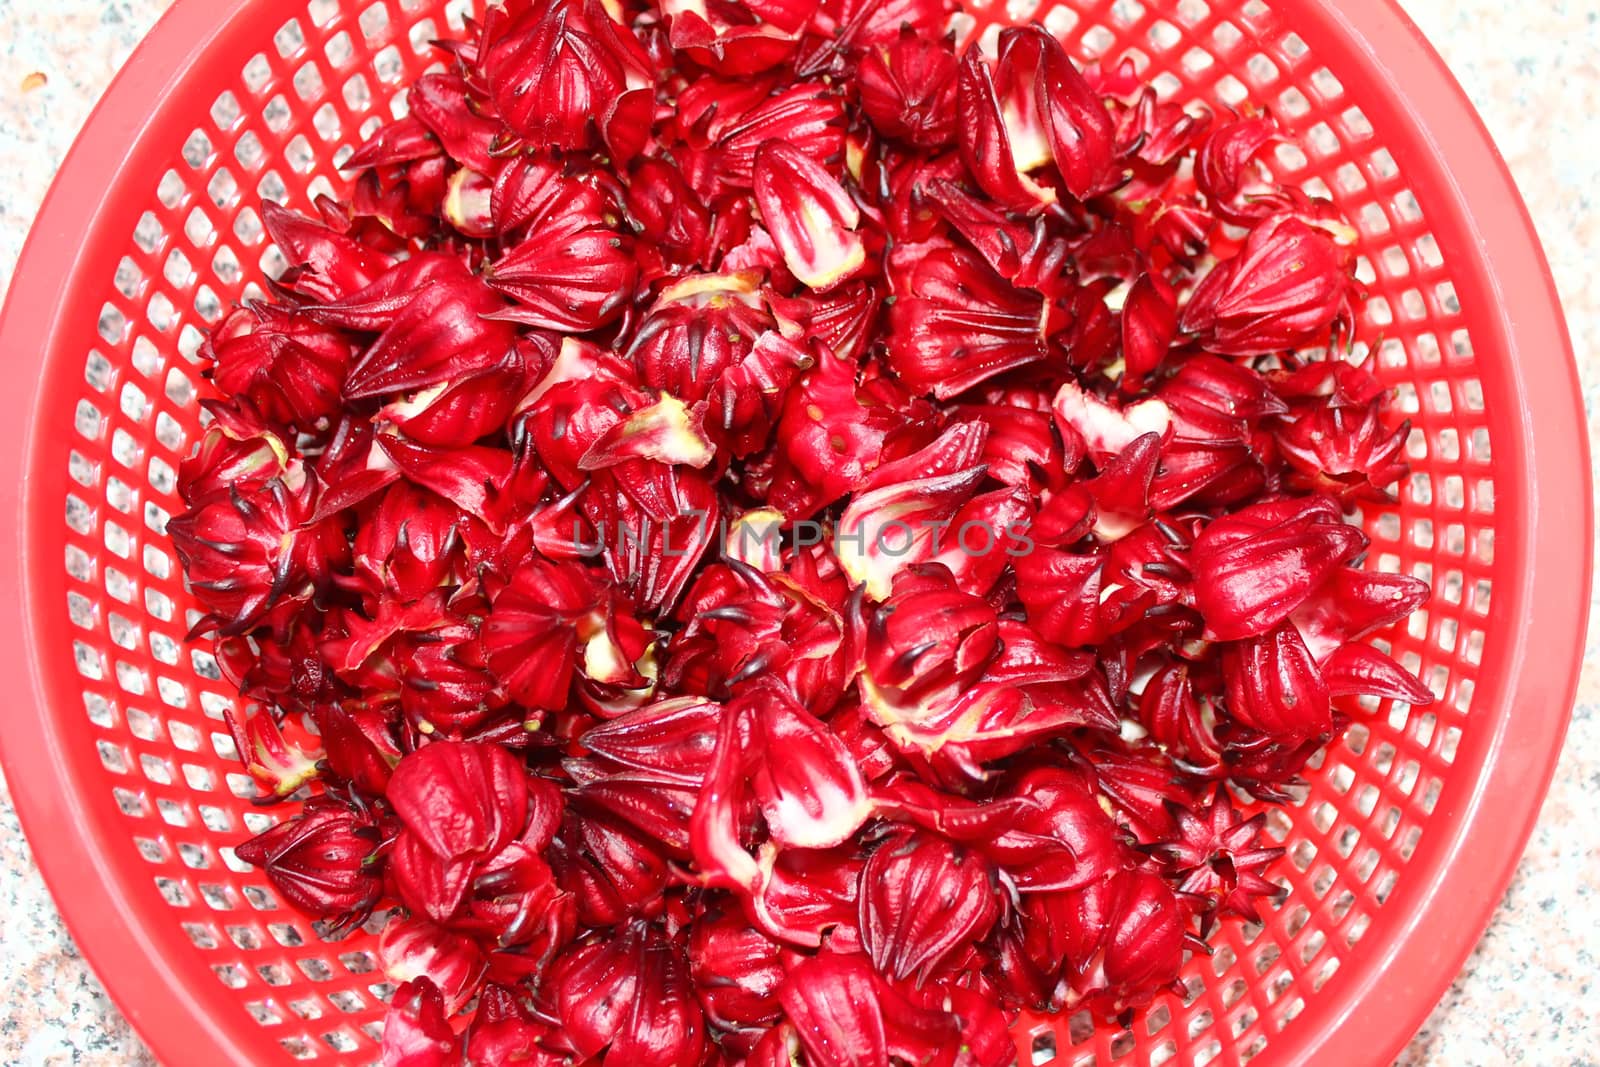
[344,114,440,172]
[953,399,1065,493]
[550,809,671,927]
[553,923,706,1066]
[630,282,810,456]
[352,482,462,604]
[386,742,564,940]
[745,679,871,849]
[307,703,401,796]
[767,345,916,518]
[688,909,784,1030]
[1154,787,1285,930]
[626,156,715,274]
[1137,663,1224,772]
[582,465,721,612]
[169,472,321,638]
[1191,495,1366,640]
[177,403,295,504]
[233,795,383,931]
[403,73,497,174]
[1015,545,1155,648]
[381,978,460,1067]
[479,558,601,711]
[886,240,1049,400]
[748,844,864,949]
[464,984,566,1067]
[677,79,846,197]
[994,25,1123,202]
[377,342,532,450]
[835,422,995,598]
[861,563,1001,718]
[261,202,394,302]
[857,28,960,148]
[206,304,351,429]
[956,49,1057,212]
[1195,111,1285,226]
[485,165,636,333]
[1180,213,1357,355]
[1222,621,1332,738]
[860,829,999,983]
[572,765,700,856]
[1120,271,1178,392]
[380,916,488,1016]
[778,953,888,1067]
[580,697,723,785]
[755,142,866,291]
[1290,566,1430,660]
[1079,868,1188,1014]
[482,0,653,160]
[1321,642,1434,705]
[1276,397,1410,504]
[924,180,1073,295]
[222,705,321,800]
[295,254,516,409]
[661,0,808,76]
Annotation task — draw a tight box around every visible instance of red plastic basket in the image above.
[0,0,1588,1064]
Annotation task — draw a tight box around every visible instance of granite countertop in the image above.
[1,1,1596,1064]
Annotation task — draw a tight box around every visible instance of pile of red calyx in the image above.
[171,1,1434,1063]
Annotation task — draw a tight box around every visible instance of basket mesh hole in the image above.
[214,963,250,989]
[157,175,190,214]
[261,962,296,988]
[158,798,190,828]
[275,19,307,59]
[186,208,219,251]
[339,950,378,974]
[271,923,307,947]
[235,130,267,171]
[280,1036,316,1060]
[114,264,146,314]
[200,804,233,832]
[68,591,97,628]
[242,52,274,92]
[1146,19,1181,51]
[328,990,367,1013]
[147,291,178,331]
[287,133,318,173]
[184,922,220,950]
[374,44,405,84]
[299,958,336,982]
[183,129,214,169]
[156,876,191,907]
[407,18,438,55]
[322,1031,361,1053]
[359,2,391,41]
[294,61,327,104]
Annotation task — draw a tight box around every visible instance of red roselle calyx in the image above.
[178,6,1432,1063]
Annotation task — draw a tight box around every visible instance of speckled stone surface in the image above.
[0,1,1596,1064]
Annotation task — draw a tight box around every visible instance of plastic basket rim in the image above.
[0,0,1588,1064]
